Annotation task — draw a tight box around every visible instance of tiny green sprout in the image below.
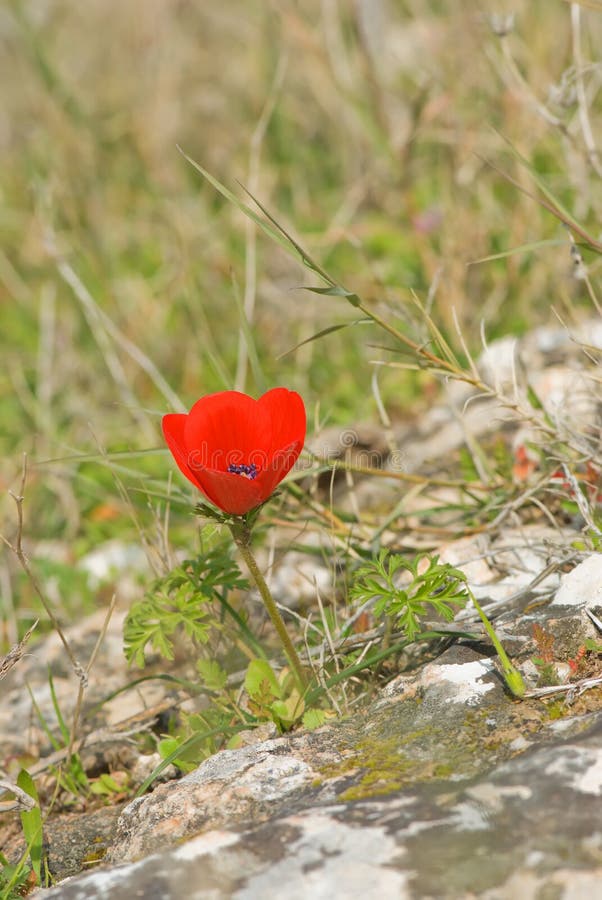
[244,658,305,732]
[465,588,526,698]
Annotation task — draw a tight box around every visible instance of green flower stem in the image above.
[229,520,308,695]
[467,588,526,698]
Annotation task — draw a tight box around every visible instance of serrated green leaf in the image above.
[123,544,247,667]
[302,708,328,730]
[197,659,228,691]
[245,658,281,701]
[351,551,467,644]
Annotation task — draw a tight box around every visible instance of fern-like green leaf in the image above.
[350,551,468,643]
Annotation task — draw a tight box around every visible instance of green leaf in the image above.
[16,769,43,885]
[179,148,343,287]
[177,148,288,251]
[48,669,70,744]
[270,693,304,729]
[245,659,281,702]
[584,639,602,652]
[302,708,328,730]
[124,545,247,667]
[350,551,468,644]
[277,319,370,359]
[89,773,124,796]
[304,284,362,307]
[157,736,195,771]
[197,659,228,691]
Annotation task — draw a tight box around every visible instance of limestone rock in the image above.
[36,711,602,899]
[107,739,324,864]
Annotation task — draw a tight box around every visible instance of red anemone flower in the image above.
[162,388,306,516]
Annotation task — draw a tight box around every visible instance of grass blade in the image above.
[16,769,44,885]
[277,319,370,359]
[177,147,288,253]
[135,724,247,797]
[468,238,567,265]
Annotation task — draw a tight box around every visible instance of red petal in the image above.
[194,468,265,515]
[184,391,272,474]
[259,388,306,456]
[163,388,306,515]
[255,439,303,497]
[162,414,206,493]
[258,388,306,492]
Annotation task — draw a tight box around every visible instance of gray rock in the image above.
[107,739,322,864]
[36,711,602,899]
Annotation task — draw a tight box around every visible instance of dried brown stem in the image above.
[1,456,87,687]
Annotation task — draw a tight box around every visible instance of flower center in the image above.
[227,462,259,480]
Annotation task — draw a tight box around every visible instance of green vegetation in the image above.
[1,1,601,889]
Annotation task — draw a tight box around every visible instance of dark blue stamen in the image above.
[227,462,259,480]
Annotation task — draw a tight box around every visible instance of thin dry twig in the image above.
[328,456,498,491]
[0,778,36,814]
[524,672,602,700]
[561,463,602,537]
[586,608,602,632]
[53,250,184,416]
[313,580,345,715]
[570,2,602,178]
[0,456,87,688]
[66,594,118,764]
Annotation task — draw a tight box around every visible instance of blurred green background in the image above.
[1,1,600,638]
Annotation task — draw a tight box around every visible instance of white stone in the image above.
[530,366,594,423]
[437,535,496,590]
[451,801,491,831]
[466,782,532,813]
[78,540,150,593]
[574,754,602,796]
[419,659,496,706]
[552,555,602,608]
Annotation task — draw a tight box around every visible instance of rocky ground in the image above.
[1,323,602,898]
